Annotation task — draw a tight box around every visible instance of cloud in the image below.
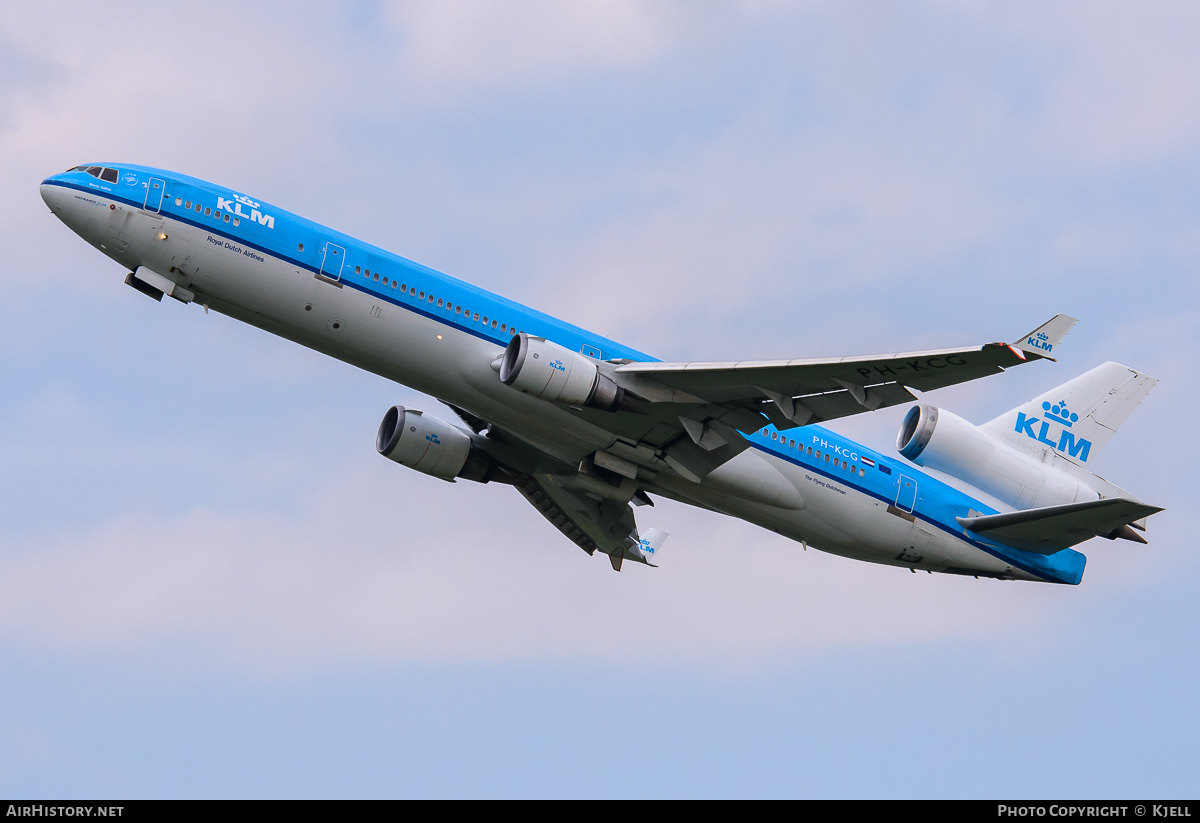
[381,0,677,98]
[0,442,1169,675]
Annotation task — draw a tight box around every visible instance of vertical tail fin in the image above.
[979,362,1157,467]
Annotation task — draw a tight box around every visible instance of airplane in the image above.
[39,163,1163,585]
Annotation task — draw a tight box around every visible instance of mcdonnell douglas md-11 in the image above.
[41,164,1163,584]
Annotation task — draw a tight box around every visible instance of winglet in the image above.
[631,528,668,567]
[1012,314,1077,362]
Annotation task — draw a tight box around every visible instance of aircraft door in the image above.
[320,242,345,281]
[144,177,165,213]
[896,475,917,513]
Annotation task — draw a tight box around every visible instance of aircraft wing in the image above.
[530,314,1078,486]
[615,314,1076,430]
[510,472,663,571]
[957,497,1163,554]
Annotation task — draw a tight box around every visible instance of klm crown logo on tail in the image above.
[982,361,1157,467]
[1014,400,1091,462]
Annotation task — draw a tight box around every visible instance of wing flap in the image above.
[957,497,1163,554]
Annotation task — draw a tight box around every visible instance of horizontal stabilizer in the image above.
[958,498,1163,554]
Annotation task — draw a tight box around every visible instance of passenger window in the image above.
[223,213,230,222]
[428,295,434,303]
[184,201,192,209]
[860,467,866,476]
[437,298,443,307]
[355,266,361,274]
[824,454,830,463]
[772,432,778,440]
[456,306,461,314]
[175,198,182,206]
[501,324,507,332]
[298,243,304,251]
[374,274,380,282]
[491,320,497,328]
[482,316,488,324]
[788,439,795,447]
[391,281,397,289]
[195,204,202,212]
[807,447,813,455]
[233,218,240,226]
[842,461,847,470]
[400,284,406,292]
[204,207,211,216]
[101,168,118,183]
[419,291,425,299]
[410,287,416,296]
[473,313,479,321]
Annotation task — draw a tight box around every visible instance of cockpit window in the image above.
[72,165,120,183]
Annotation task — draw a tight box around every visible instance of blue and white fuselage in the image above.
[40,164,1162,585]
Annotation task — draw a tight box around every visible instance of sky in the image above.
[1,0,1198,798]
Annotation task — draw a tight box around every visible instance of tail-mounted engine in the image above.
[376,406,497,483]
[897,404,1098,510]
[499,333,643,413]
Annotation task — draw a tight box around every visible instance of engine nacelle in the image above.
[499,333,630,412]
[897,404,1098,510]
[376,406,495,482]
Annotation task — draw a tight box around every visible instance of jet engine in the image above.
[376,406,497,483]
[499,333,639,412]
[896,404,1098,510]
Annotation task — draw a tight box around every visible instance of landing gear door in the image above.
[320,243,345,281]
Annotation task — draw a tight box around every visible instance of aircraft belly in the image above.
[655,448,1020,577]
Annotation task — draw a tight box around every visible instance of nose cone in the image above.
[40,173,70,213]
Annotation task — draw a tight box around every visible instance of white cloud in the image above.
[382,0,677,98]
[0,447,1167,675]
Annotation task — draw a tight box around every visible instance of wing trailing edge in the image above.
[614,314,1077,432]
